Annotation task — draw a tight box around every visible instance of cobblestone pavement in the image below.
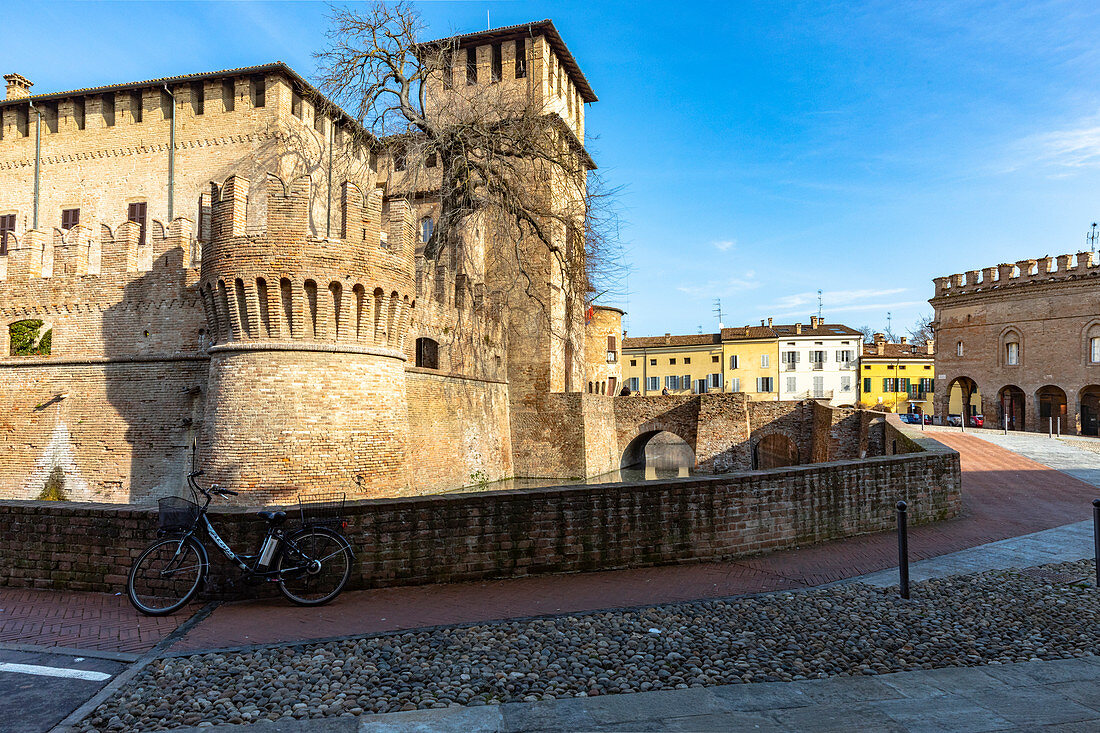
[76,559,1100,731]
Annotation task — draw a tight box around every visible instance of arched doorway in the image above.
[946,377,981,426]
[619,430,695,477]
[1037,385,1068,432]
[1081,386,1100,436]
[754,433,799,470]
[998,385,1025,431]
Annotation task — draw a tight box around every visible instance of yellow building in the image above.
[719,326,781,399]
[858,335,935,415]
[621,333,727,396]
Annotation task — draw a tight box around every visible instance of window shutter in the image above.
[731,378,740,392]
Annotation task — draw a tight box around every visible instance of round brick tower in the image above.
[198,174,416,500]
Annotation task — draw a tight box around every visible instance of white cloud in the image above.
[676,270,759,298]
[1013,116,1100,172]
[767,288,907,314]
[713,239,735,251]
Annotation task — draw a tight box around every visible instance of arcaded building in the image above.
[930,252,1100,434]
[0,21,626,503]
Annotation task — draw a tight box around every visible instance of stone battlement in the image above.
[932,252,1099,298]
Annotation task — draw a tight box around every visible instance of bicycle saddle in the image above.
[257,510,287,524]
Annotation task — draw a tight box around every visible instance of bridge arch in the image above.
[619,429,695,470]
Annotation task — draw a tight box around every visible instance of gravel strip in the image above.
[79,560,1100,731]
[1062,438,1100,456]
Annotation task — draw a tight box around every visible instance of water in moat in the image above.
[442,432,696,494]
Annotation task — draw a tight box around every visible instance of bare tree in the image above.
[908,312,934,344]
[313,1,626,326]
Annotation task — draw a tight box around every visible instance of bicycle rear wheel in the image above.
[127,536,206,616]
[276,527,352,606]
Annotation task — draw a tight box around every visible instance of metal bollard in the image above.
[1057,417,1061,437]
[897,500,910,599]
[1050,417,1053,438]
[1093,499,1100,588]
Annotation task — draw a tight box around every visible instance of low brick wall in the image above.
[0,437,961,595]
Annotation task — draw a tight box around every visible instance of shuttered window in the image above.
[61,208,80,230]
[127,202,147,245]
[0,214,14,256]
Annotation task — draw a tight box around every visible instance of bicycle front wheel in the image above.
[277,527,353,606]
[127,536,207,616]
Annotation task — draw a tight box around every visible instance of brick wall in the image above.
[0,438,961,594]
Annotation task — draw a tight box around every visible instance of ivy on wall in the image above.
[37,466,67,501]
[9,319,52,356]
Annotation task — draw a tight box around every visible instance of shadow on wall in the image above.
[100,249,207,504]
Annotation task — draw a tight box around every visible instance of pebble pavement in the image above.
[77,559,1100,731]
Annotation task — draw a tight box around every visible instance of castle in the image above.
[931,252,1100,434]
[0,21,626,503]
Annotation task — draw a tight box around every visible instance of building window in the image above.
[708,373,722,390]
[684,357,690,364]
[757,376,774,393]
[730,377,740,392]
[836,349,853,367]
[1006,342,1019,365]
[646,376,659,392]
[627,377,639,392]
[665,376,678,390]
[956,341,964,357]
[629,359,636,367]
[74,97,85,130]
[761,354,770,368]
[812,376,825,398]
[314,105,326,133]
[729,354,738,370]
[840,376,852,392]
[466,46,477,85]
[419,216,433,243]
[649,359,656,366]
[223,80,235,112]
[669,358,676,365]
[251,75,266,107]
[515,39,527,78]
[103,93,115,126]
[786,376,797,393]
[606,335,617,363]
[809,350,825,368]
[192,82,204,115]
[292,90,302,119]
[131,91,143,123]
[415,337,439,369]
[61,209,79,230]
[712,355,720,363]
[863,377,871,393]
[899,378,911,393]
[127,202,147,245]
[1092,337,1100,364]
[0,214,15,256]
[491,43,502,83]
[920,377,934,393]
[394,149,406,171]
[883,378,896,393]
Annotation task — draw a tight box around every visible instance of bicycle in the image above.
[126,471,355,616]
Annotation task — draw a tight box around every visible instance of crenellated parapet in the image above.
[932,251,1099,298]
[0,216,197,284]
[198,173,416,354]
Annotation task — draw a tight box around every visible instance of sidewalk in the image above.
[161,654,1100,732]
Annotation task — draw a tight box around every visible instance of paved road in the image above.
[0,647,126,732]
[926,425,1100,488]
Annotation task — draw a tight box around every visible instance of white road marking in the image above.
[0,663,111,681]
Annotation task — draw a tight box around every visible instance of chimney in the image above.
[873,332,886,343]
[664,333,670,345]
[926,339,934,355]
[899,336,907,345]
[4,73,32,100]
[767,317,773,327]
[810,315,819,329]
[795,323,802,335]
[760,319,765,327]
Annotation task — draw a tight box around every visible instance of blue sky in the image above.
[8,1,1100,339]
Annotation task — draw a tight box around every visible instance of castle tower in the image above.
[198,173,416,499]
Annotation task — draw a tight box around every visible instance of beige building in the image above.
[0,20,630,504]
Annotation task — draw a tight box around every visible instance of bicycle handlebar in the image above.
[186,472,238,498]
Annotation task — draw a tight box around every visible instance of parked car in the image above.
[970,414,984,428]
[946,414,962,427]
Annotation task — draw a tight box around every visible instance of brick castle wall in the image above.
[0,443,961,593]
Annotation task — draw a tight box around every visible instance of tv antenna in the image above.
[887,311,892,335]
[1088,223,1099,255]
[713,298,725,329]
[817,289,823,320]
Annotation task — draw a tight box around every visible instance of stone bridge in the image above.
[612,394,879,472]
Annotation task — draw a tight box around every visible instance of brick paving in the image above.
[0,586,193,654]
[5,432,1098,655]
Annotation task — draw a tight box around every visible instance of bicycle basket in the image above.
[296,492,346,526]
[158,496,201,531]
